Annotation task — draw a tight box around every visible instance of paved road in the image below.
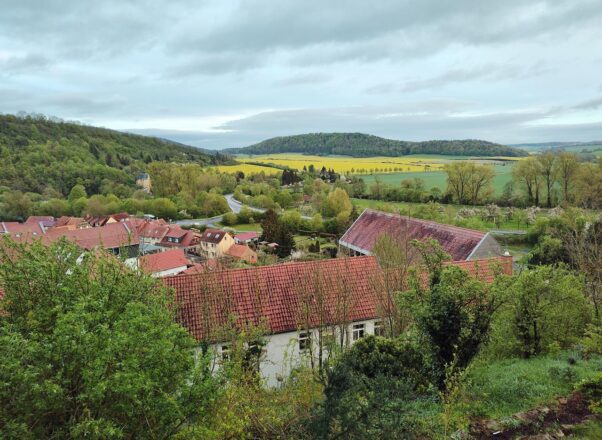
[175,193,313,227]
[174,194,265,227]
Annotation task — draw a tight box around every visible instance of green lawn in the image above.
[216,222,263,232]
[357,162,515,196]
[461,352,602,421]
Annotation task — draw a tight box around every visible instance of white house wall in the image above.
[207,318,381,387]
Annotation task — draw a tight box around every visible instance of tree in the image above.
[260,209,280,243]
[0,239,216,439]
[316,336,432,439]
[489,265,592,359]
[68,184,87,202]
[408,264,503,387]
[513,157,542,206]
[323,187,352,217]
[537,152,557,207]
[0,190,32,220]
[554,152,579,204]
[444,162,494,205]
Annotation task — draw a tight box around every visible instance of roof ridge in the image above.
[168,255,376,281]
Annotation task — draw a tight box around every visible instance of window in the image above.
[220,344,230,361]
[207,232,212,238]
[373,321,385,337]
[299,332,311,351]
[352,323,365,341]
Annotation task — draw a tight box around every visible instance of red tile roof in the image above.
[165,255,512,342]
[138,249,189,273]
[43,221,139,250]
[164,256,382,341]
[340,209,486,261]
[0,221,45,237]
[136,220,170,239]
[159,226,200,248]
[235,231,258,241]
[225,244,254,259]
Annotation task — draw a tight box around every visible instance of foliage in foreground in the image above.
[0,239,216,439]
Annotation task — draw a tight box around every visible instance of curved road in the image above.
[174,194,266,227]
[175,193,311,227]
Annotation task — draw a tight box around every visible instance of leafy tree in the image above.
[68,184,87,202]
[408,263,503,388]
[316,336,433,439]
[0,239,216,439]
[260,209,280,243]
[444,162,495,205]
[221,212,237,226]
[488,265,592,358]
[323,187,352,217]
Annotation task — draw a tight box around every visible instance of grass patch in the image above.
[570,419,602,439]
[461,352,602,421]
[358,162,515,195]
[216,222,262,232]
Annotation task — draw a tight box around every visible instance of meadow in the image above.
[360,161,515,195]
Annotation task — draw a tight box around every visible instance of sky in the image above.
[1,0,602,149]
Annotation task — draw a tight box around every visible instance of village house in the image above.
[134,248,190,277]
[164,255,512,386]
[198,229,235,259]
[85,212,130,228]
[339,208,503,261]
[136,172,152,193]
[158,226,201,255]
[225,243,258,264]
[234,231,259,245]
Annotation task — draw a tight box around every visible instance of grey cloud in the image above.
[171,0,602,72]
[0,53,51,75]
[43,94,127,115]
[572,96,602,110]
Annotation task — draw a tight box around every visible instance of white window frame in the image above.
[298,331,311,351]
[352,323,365,341]
[373,321,385,337]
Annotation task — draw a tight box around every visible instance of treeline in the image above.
[226,132,528,157]
[361,153,602,209]
[0,162,240,221]
[0,113,230,197]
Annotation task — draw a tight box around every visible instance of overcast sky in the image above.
[2,0,602,148]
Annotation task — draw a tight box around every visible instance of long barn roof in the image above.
[340,209,486,261]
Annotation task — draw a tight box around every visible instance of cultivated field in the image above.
[235,153,452,173]
[212,163,281,175]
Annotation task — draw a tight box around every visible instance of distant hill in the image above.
[225,133,529,158]
[511,141,602,153]
[0,113,230,196]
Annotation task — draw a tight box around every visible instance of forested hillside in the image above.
[0,113,229,196]
[226,132,528,157]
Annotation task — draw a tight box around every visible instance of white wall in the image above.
[207,318,381,387]
[152,265,188,278]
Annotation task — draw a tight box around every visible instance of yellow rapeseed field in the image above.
[237,154,447,174]
[212,154,523,175]
[212,163,281,175]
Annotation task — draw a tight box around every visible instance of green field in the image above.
[358,162,515,195]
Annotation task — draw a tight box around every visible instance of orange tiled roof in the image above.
[164,255,512,342]
[138,249,189,273]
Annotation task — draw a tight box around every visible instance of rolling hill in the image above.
[225,133,529,158]
[0,113,230,196]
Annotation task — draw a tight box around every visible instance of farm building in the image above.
[339,208,503,261]
[164,255,512,386]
